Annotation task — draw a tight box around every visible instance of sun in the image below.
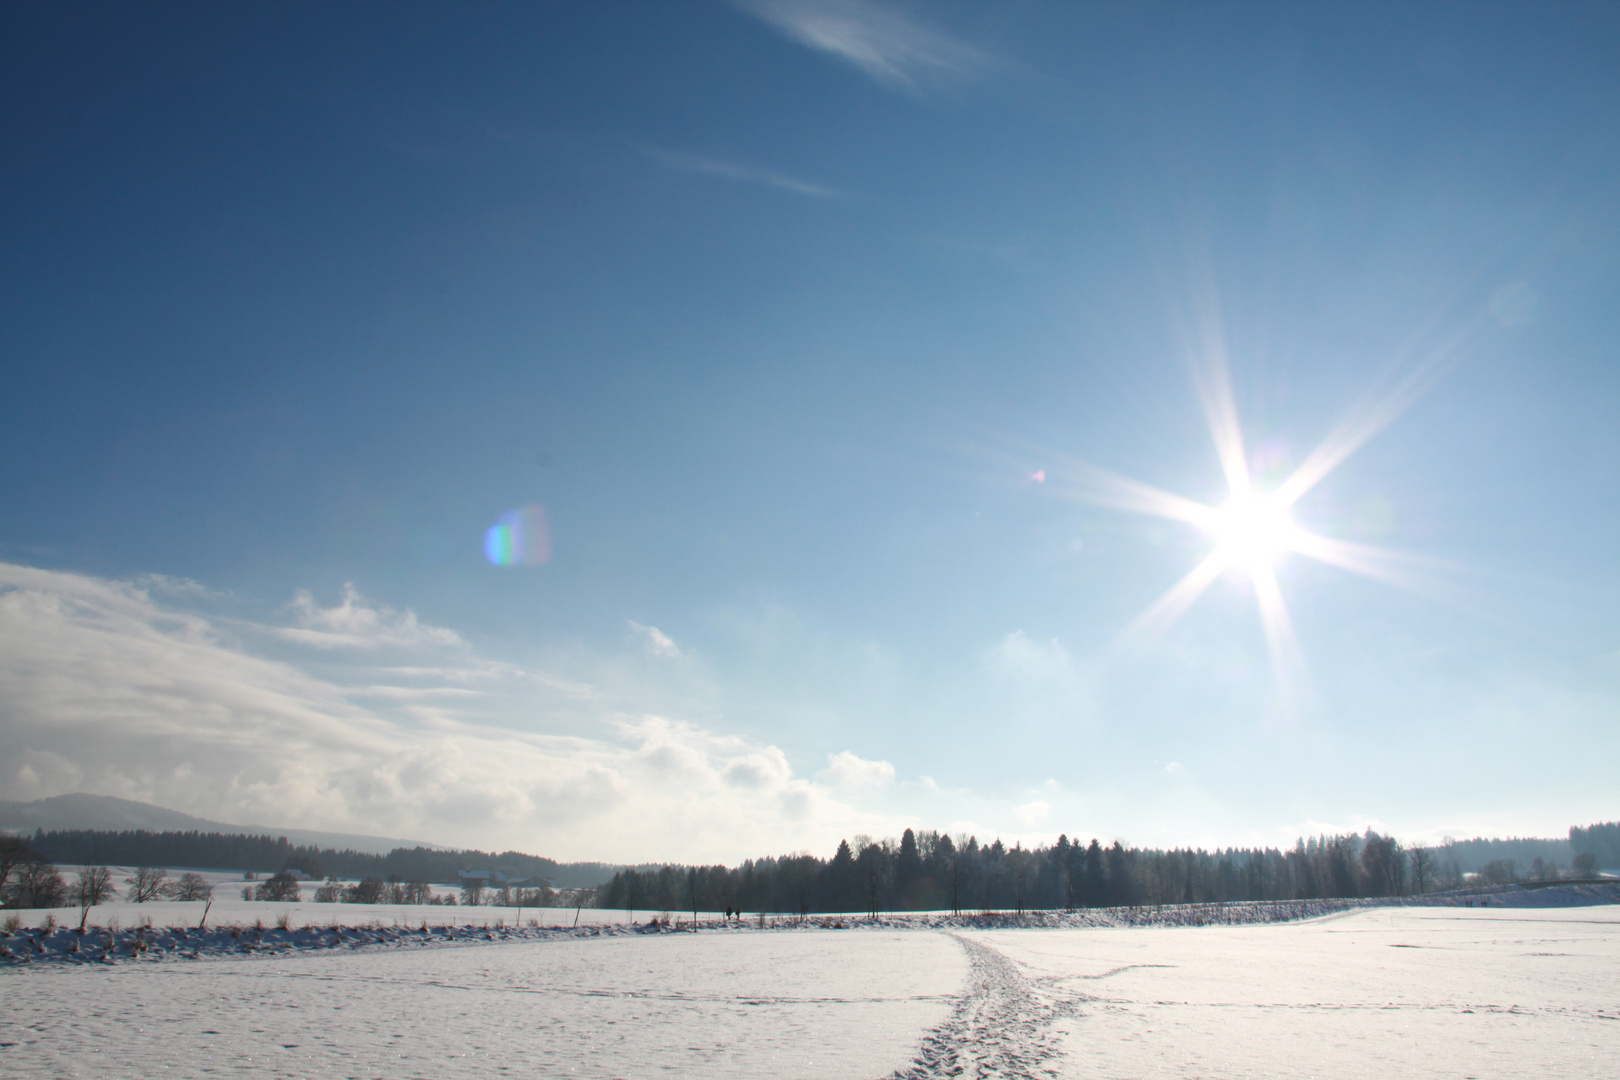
[1209,492,1299,575]
[1029,323,1457,714]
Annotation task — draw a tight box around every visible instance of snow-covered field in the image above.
[4,926,962,1079]
[5,898,1617,1078]
[945,905,1620,1079]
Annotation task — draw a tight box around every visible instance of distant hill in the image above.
[0,793,439,856]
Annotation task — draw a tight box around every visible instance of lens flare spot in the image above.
[484,504,551,567]
[1030,469,1046,483]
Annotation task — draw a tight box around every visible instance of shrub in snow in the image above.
[253,871,301,902]
[345,876,385,904]
[172,873,213,902]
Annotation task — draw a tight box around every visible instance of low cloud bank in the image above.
[0,563,898,862]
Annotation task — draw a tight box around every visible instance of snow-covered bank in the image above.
[0,917,642,966]
[1393,878,1620,907]
[5,880,1615,969]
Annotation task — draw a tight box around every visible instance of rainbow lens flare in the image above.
[484,504,551,567]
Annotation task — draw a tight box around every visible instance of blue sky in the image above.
[3,2,1617,861]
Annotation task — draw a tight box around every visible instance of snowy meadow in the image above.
[5,885,1617,1079]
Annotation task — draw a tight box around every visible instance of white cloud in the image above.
[629,620,682,658]
[723,749,794,790]
[1014,799,1049,827]
[282,583,463,650]
[818,749,896,787]
[642,147,842,199]
[0,562,895,862]
[734,0,990,92]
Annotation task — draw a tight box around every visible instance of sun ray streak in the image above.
[1251,565,1309,717]
[1045,459,1217,529]
[1288,531,1467,605]
[1116,549,1231,649]
[1274,316,1484,508]
[966,434,1220,529]
[1188,327,1251,499]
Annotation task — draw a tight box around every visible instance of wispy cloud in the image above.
[734,0,990,92]
[281,583,463,650]
[642,146,842,199]
[0,562,903,861]
[629,620,682,658]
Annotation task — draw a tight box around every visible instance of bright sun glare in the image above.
[1210,493,1298,574]
[1033,311,1461,712]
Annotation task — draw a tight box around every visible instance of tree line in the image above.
[1570,821,1620,872]
[599,823,1616,917]
[24,828,613,887]
[0,835,212,910]
[7,820,1614,912]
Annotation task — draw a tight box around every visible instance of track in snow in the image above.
[887,933,1086,1080]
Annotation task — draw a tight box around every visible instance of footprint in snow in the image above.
[886,933,1086,1080]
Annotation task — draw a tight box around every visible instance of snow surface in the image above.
[948,906,1620,1079]
[3,927,962,1079]
[4,899,1617,1079]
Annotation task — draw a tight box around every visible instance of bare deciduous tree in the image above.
[1409,848,1434,894]
[125,866,170,903]
[172,872,213,901]
[74,866,116,907]
[18,857,67,908]
[0,835,31,899]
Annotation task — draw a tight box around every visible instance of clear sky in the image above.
[3,1,1617,862]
